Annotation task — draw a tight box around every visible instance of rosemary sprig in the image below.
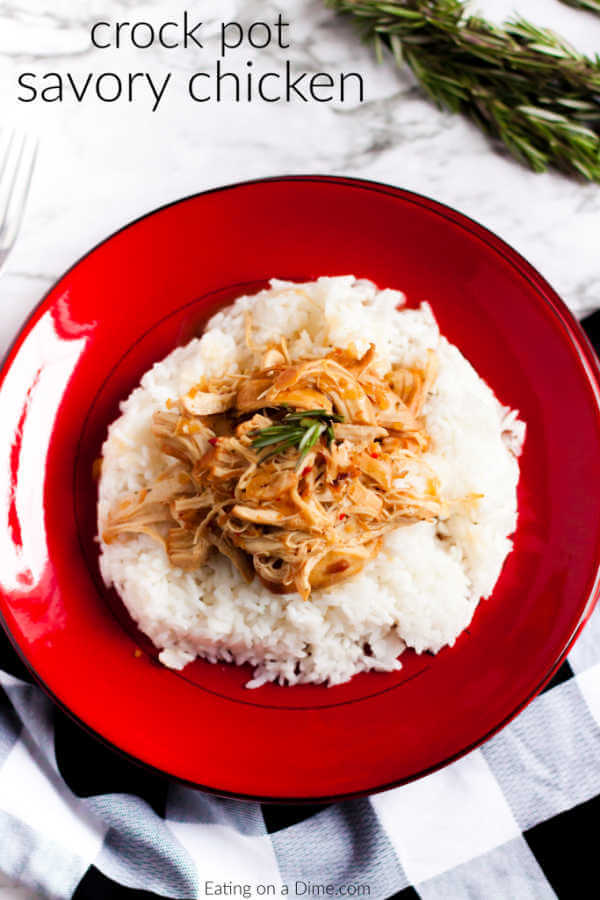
[251,409,344,466]
[326,0,600,180]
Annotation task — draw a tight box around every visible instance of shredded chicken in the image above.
[103,334,461,599]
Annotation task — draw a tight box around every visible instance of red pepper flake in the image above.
[301,466,313,477]
[339,513,347,520]
[370,452,379,459]
[208,437,218,446]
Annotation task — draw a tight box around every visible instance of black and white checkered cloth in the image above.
[2,314,600,900]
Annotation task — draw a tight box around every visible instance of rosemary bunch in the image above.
[251,409,343,466]
[326,0,600,180]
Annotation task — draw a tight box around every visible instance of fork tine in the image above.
[0,135,38,259]
[0,136,26,237]
[0,131,15,183]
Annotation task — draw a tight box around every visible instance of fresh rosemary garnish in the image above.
[325,0,600,181]
[251,409,344,466]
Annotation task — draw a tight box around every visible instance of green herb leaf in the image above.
[282,409,344,423]
[558,0,600,15]
[251,428,305,450]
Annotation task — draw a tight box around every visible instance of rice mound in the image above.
[98,277,525,687]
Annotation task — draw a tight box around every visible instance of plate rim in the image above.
[1,173,600,803]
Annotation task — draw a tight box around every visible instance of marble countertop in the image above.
[0,0,599,896]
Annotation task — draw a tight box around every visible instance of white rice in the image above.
[98,277,525,687]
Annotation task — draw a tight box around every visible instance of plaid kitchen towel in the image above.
[1,315,600,900]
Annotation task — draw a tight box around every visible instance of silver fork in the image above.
[0,132,38,272]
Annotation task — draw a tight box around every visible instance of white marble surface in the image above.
[0,0,599,897]
[0,877,37,900]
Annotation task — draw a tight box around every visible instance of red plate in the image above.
[1,176,600,802]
